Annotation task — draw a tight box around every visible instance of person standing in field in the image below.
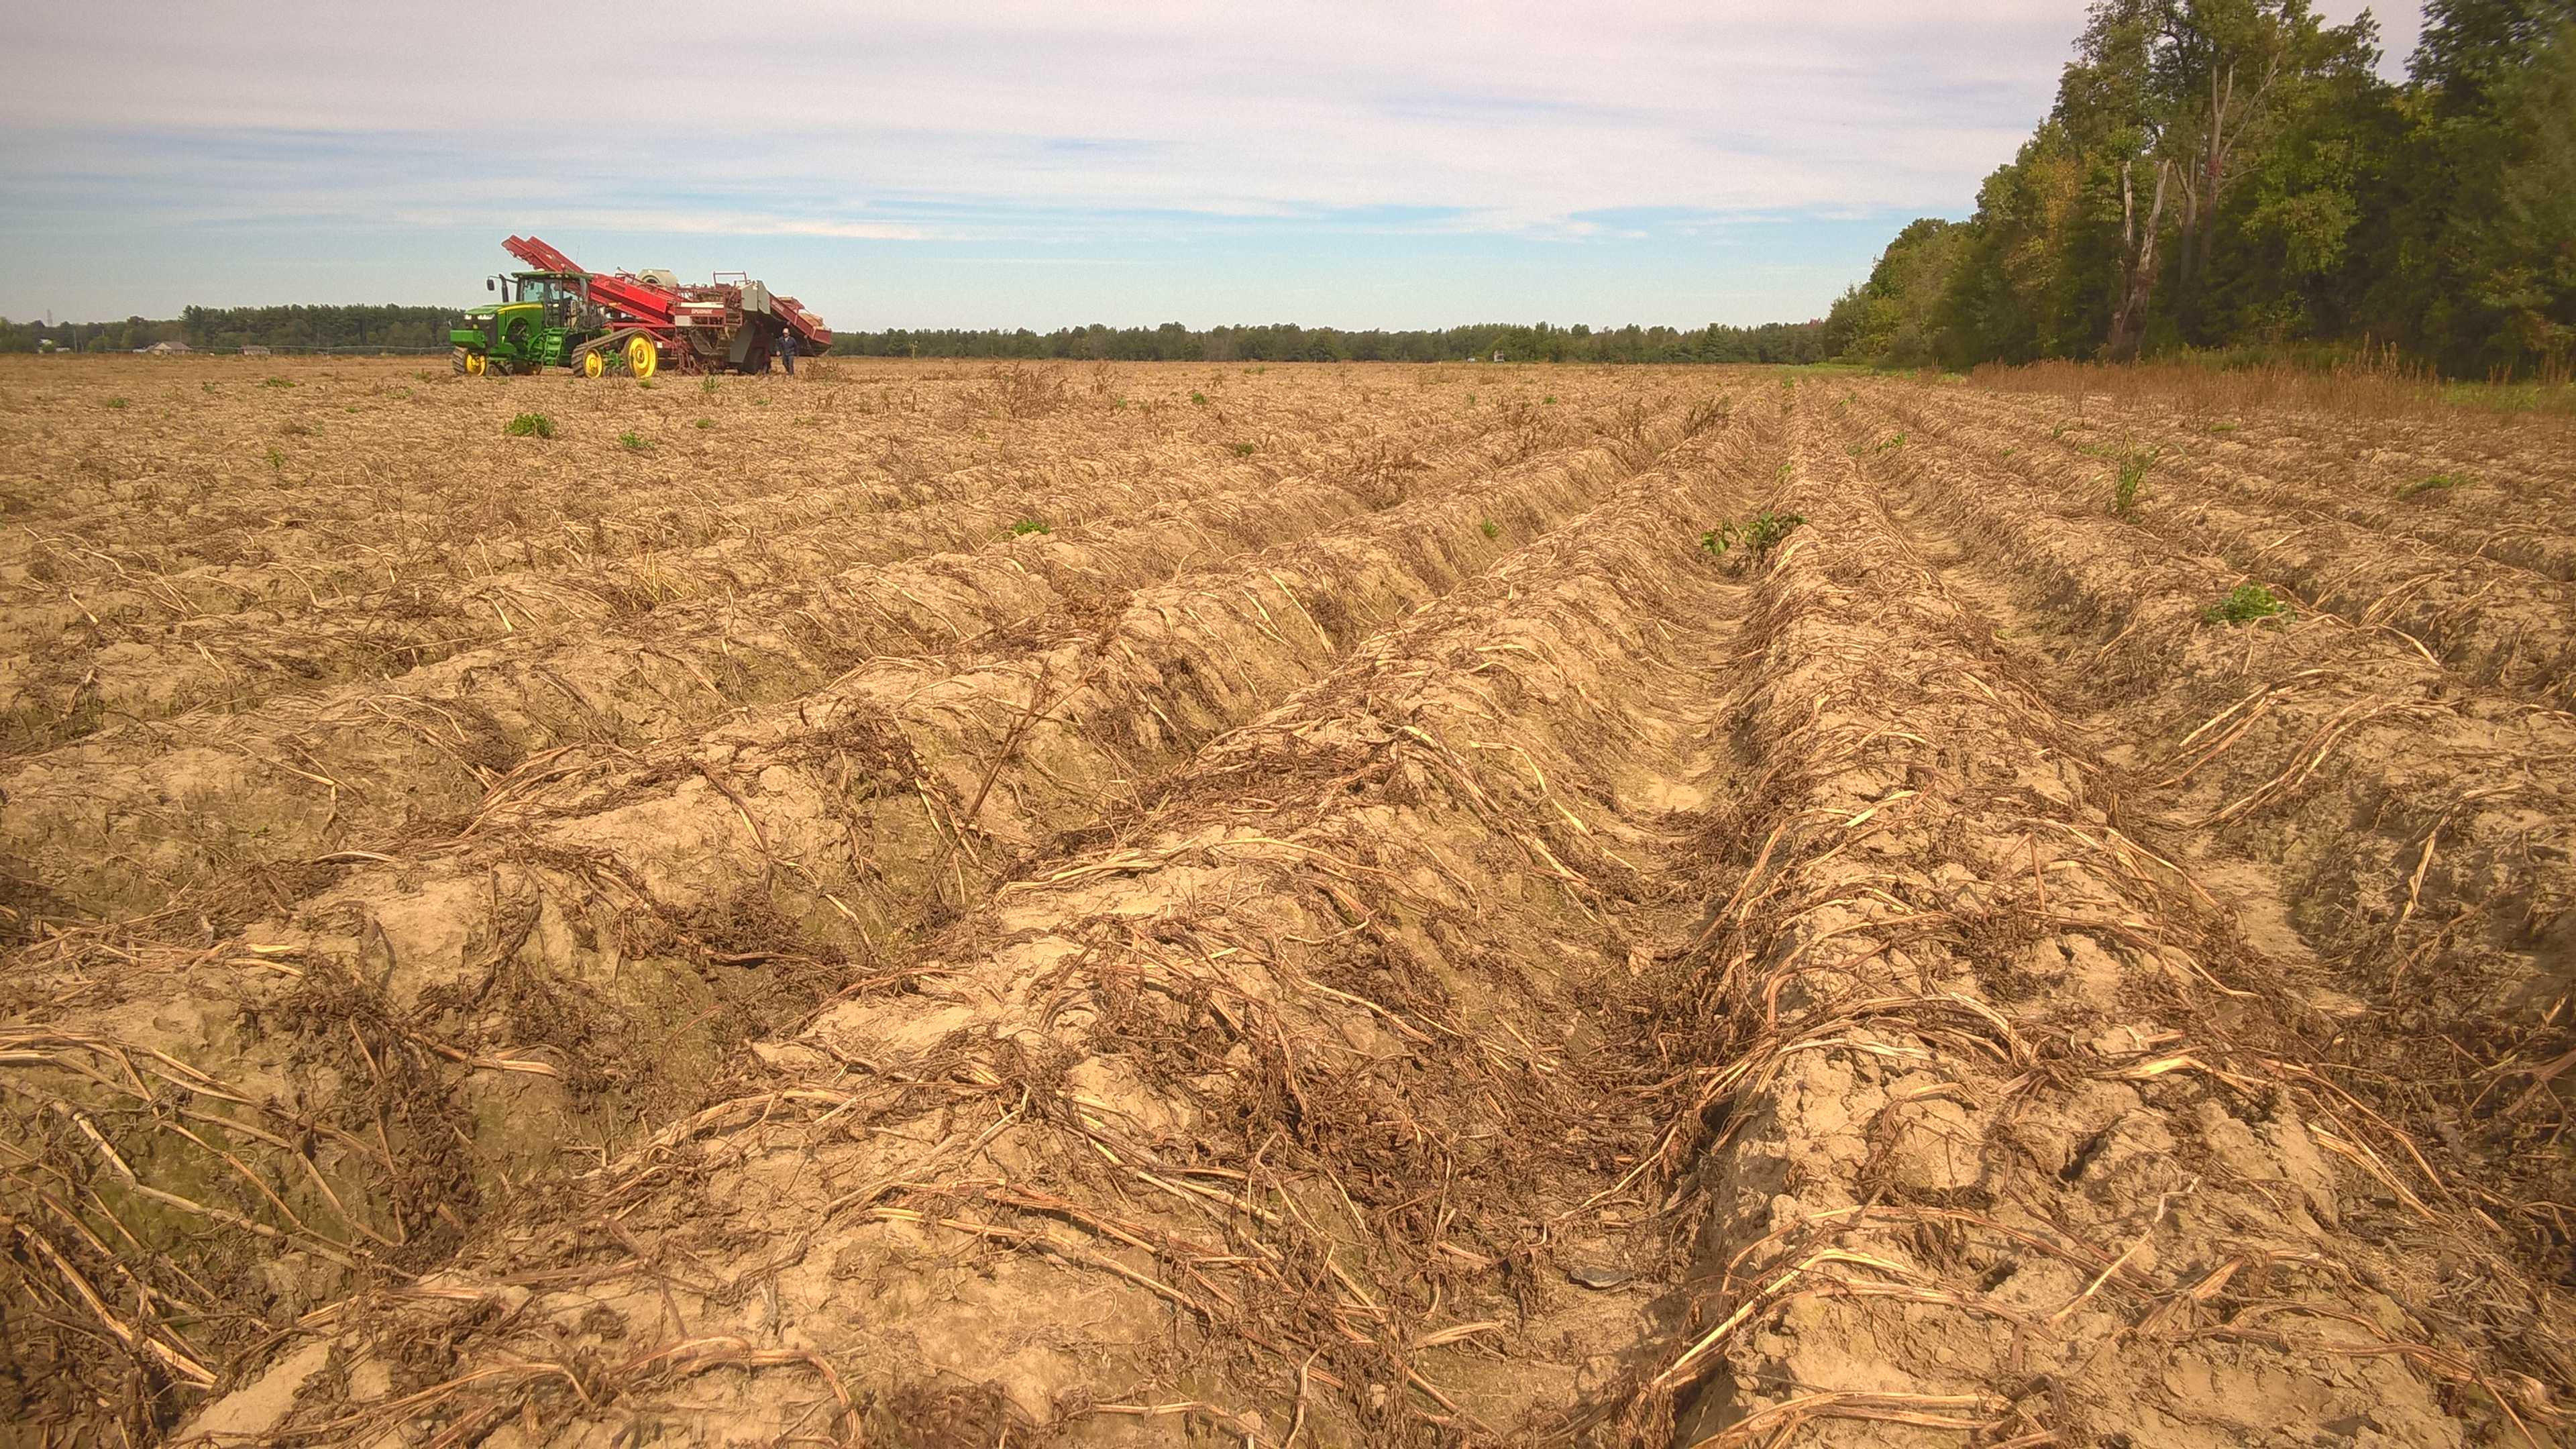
[780,327,796,376]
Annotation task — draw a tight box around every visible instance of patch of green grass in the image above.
[1190,391,1207,405]
[1702,509,1807,562]
[504,413,554,439]
[1232,441,1257,456]
[2398,472,2473,497]
[1874,431,1905,451]
[636,380,655,390]
[260,377,295,388]
[1542,395,1556,405]
[701,376,720,394]
[1479,519,1501,539]
[2202,582,2286,625]
[1010,519,1050,537]
[619,430,651,451]
[265,447,284,470]
[103,397,128,409]
[343,405,362,413]
[694,417,714,430]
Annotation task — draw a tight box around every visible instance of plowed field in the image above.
[3,356,2570,1448]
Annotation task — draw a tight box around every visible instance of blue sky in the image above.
[1,1,2420,331]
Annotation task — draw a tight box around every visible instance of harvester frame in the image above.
[449,236,831,380]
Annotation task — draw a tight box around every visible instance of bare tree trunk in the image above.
[2107,158,2172,362]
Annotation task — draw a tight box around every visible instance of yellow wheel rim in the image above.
[464,352,486,376]
[582,350,604,378]
[627,336,657,379]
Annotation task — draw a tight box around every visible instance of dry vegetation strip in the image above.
[0,358,2568,1447]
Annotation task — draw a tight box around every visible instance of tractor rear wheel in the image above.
[627,335,658,380]
[582,350,604,379]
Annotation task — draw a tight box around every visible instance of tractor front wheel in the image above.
[464,352,487,376]
[582,350,605,379]
[627,335,658,380]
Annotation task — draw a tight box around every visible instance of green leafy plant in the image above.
[1701,509,1807,561]
[1542,395,1557,405]
[1875,431,1905,451]
[619,430,651,451]
[104,397,128,409]
[701,376,720,394]
[636,380,655,390]
[201,382,219,392]
[265,447,283,469]
[1479,519,1501,539]
[2112,447,2157,517]
[504,412,554,439]
[2203,583,2286,624]
[694,417,714,430]
[2399,472,2471,497]
[1010,519,1050,536]
[1232,441,1257,456]
[1190,391,1207,405]
[260,377,295,388]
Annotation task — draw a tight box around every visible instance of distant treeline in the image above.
[3,309,1828,364]
[1826,0,2576,377]
[0,306,458,354]
[827,320,1829,364]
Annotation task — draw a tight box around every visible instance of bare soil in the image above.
[2,357,2569,1448]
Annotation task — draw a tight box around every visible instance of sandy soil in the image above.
[1,356,2569,1448]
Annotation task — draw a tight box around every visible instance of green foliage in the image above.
[1823,218,1968,367]
[694,417,714,430]
[619,431,651,451]
[2204,582,2288,623]
[1190,391,1207,404]
[1479,519,1501,539]
[2113,446,2157,515]
[260,378,295,388]
[1839,0,2576,378]
[702,377,720,394]
[103,398,127,410]
[1701,510,1808,561]
[2399,471,2474,495]
[504,413,554,439]
[265,447,282,469]
[1232,441,1258,455]
[1010,519,1050,536]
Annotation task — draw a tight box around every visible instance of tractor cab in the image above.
[450,270,601,375]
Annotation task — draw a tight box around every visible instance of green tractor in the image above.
[450,271,608,376]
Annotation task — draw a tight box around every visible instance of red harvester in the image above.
[450,235,833,379]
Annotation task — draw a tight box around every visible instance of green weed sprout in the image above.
[619,431,651,451]
[505,413,554,439]
[1479,519,1501,539]
[694,417,715,430]
[2112,447,2157,517]
[104,398,128,409]
[1702,510,1807,562]
[1010,519,1050,536]
[2203,583,2286,625]
[1233,441,1257,455]
[2399,472,2471,497]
